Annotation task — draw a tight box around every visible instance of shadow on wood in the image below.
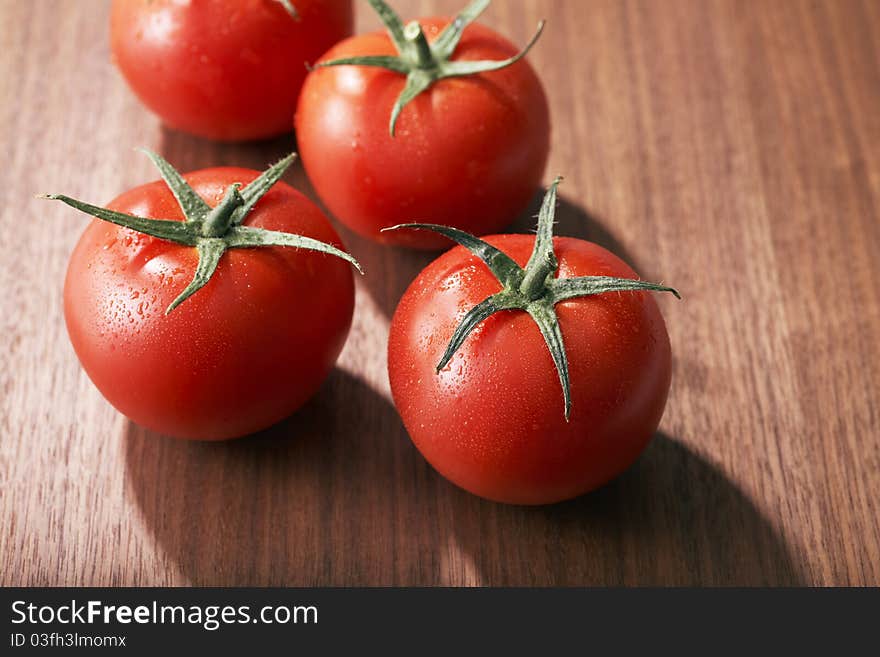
[445,432,806,585]
[159,126,298,174]
[124,368,417,586]
[158,127,311,204]
[125,367,803,584]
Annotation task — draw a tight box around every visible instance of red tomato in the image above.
[111,0,353,141]
[295,17,550,249]
[388,236,672,504]
[63,167,355,440]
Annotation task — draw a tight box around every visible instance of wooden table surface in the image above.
[2,0,879,587]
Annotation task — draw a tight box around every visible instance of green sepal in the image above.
[315,55,411,74]
[440,21,545,78]
[137,149,211,221]
[432,0,491,59]
[389,71,433,136]
[526,300,571,419]
[42,150,361,314]
[226,226,363,274]
[550,276,680,303]
[521,175,561,299]
[367,0,408,50]
[435,293,516,372]
[316,0,546,136]
[524,176,561,275]
[234,153,297,225]
[384,223,522,287]
[39,194,199,245]
[166,238,227,314]
[387,178,679,420]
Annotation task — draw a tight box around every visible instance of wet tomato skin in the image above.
[64,168,354,440]
[111,0,354,141]
[388,236,671,504]
[295,18,550,249]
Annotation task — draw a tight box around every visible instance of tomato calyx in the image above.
[41,150,362,314]
[384,178,680,421]
[315,0,545,136]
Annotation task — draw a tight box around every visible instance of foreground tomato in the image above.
[48,151,359,440]
[296,0,550,249]
[111,0,353,141]
[387,180,678,504]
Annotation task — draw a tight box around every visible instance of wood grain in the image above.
[1,0,878,586]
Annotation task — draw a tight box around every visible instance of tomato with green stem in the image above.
[295,0,550,249]
[111,0,354,141]
[45,151,360,440]
[386,180,679,504]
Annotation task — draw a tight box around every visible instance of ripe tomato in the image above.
[387,183,675,504]
[111,0,353,141]
[58,154,356,440]
[295,3,550,249]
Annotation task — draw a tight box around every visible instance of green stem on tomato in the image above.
[201,184,243,237]
[383,178,680,421]
[404,21,435,69]
[41,150,361,315]
[316,0,545,136]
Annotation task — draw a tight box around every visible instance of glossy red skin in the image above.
[110,0,353,141]
[295,18,551,249]
[388,236,672,504]
[64,168,354,440]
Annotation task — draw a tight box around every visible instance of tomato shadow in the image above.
[158,127,304,186]
[126,378,806,585]
[124,368,427,585]
[443,432,807,585]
